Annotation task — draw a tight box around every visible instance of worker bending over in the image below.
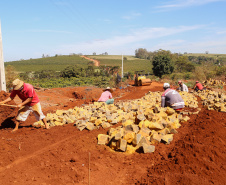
[161,83,185,111]
[178,80,188,92]
[194,81,204,91]
[98,87,114,104]
[0,79,49,132]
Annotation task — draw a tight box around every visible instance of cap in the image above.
[163,83,170,88]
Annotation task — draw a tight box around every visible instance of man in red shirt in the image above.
[0,79,49,132]
[194,81,204,91]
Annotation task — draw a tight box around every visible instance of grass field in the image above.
[5,55,90,72]
[4,53,226,75]
[5,54,153,74]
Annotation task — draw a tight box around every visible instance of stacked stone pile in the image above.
[202,79,226,87]
[193,90,226,112]
[33,91,200,153]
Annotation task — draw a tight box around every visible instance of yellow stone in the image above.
[123,131,135,143]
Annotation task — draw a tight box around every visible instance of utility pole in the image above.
[0,20,6,91]
[121,54,123,78]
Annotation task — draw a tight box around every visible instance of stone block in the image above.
[95,119,103,126]
[138,127,152,137]
[97,134,109,145]
[126,145,138,154]
[132,133,142,146]
[161,134,174,144]
[142,143,155,153]
[114,132,122,140]
[150,133,161,144]
[86,122,95,131]
[165,107,175,116]
[101,122,111,129]
[123,131,135,143]
[132,125,140,133]
[116,139,127,152]
[137,136,150,147]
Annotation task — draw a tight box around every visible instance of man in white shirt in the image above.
[178,80,188,92]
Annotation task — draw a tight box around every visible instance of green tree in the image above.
[175,56,195,72]
[152,49,174,78]
[135,48,148,59]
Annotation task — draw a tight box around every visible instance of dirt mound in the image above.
[0,91,18,129]
[0,83,225,185]
[134,109,226,185]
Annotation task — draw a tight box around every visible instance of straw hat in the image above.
[103,87,113,93]
[12,79,24,90]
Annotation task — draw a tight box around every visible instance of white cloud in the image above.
[156,0,225,10]
[152,37,226,54]
[52,25,203,55]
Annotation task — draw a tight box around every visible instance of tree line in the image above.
[135,48,226,79]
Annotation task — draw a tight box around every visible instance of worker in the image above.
[193,81,204,91]
[98,87,114,104]
[161,83,185,111]
[0,79,49,132]
[177,80,188,92]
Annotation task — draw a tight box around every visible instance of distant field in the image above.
[5,55,90,72]
[5,53,225,74]
[87,55,138,60]
[5,55,153,74]
[184,53,226,58]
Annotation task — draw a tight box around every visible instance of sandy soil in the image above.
[0,82,225,185]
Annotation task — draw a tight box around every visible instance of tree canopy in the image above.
[152,49,174,78]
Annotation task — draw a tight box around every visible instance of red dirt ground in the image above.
[0,82,225,185]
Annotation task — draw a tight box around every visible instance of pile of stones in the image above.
[34,91,199,154]
[202,79,226,87]
[193,90,226,112]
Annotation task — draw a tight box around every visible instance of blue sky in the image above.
[0,0,226,61]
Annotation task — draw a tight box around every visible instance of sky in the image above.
[0,0,226,62]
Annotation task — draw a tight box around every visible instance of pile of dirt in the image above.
[134,108,226,185]
[0,91,18,129]
[0,83,225,185]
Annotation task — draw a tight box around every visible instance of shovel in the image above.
[0,104,18,108]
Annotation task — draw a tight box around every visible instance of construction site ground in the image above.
[0,81,225,185]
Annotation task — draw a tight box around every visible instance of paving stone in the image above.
[161,134,174,144]
[150,133,162,144]
[116,139,127,152]
[132,133,142,146]
[123,131,135,144]
[142,143,155,153]
[98,134,109,145]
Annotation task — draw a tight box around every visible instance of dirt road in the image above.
[81,55,100,67]
[0,83,225,185]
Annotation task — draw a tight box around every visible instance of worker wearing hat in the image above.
[161,83,185,110]
[98,87,114,104]
[0,79,49,132]
[177,80,188,92]
[193,81,204,92]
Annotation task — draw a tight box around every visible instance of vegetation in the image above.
[3,51,226,90]
[152,49,174,78]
